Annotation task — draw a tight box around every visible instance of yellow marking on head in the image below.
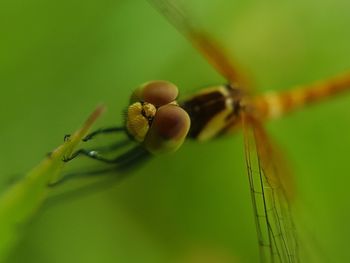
[126,102,156,142]
[142,102,157,118]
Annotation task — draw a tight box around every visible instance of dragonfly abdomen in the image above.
[254,71,350,119]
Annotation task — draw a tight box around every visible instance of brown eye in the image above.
[132,81,179,107]
[144,104,191,154]
[152,104,189,140]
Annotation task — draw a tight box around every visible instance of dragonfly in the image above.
[61,0,350,262]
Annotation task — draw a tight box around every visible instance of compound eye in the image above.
[144,104,191,154]
[131,81,179,106]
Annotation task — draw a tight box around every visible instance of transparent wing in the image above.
[148,0,249,89]
[241,113,299,263]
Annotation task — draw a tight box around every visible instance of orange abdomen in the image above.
[253,71,350,119]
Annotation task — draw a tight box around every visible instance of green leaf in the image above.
[0,106,105,263]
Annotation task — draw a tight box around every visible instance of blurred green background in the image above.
[1,0,350,262]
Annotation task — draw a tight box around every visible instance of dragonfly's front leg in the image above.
[63,139,131,163]
[82,126,126,141]
[50,146,149,187]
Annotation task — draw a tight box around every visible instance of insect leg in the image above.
[63,142,146,164]
[82,126,126,141]
[63,139,132,162]
[87,140,131,153]
[50,146,149,187]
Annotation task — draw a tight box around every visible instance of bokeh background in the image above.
[1,0,350,262]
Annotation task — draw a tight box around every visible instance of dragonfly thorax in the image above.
[181,84,244,141]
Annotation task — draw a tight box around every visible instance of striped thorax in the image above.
[181,84,244,141]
